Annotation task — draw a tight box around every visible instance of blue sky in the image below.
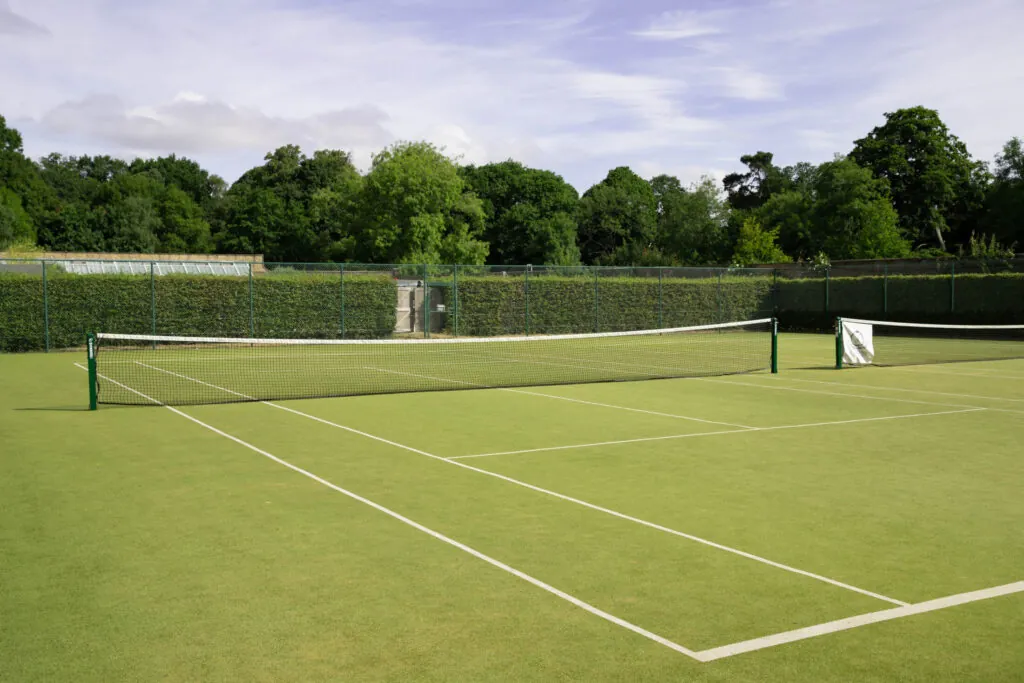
[2,0,1022,191]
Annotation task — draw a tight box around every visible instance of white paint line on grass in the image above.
[695,581,1024,662]
[368,366,756,429]
[450,408,986,460]
[890,365,1024,382]
[124,361,910,606]
[73,364,702,661]
[768,375,1024,406]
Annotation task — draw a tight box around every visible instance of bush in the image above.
[0,271,396,352]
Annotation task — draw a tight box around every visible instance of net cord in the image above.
[96,318,772,347]
[841,318,1024,331]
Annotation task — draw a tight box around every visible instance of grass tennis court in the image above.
[2,333,1022,681]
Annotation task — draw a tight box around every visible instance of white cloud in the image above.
[0,0,48,36]
[633,10,727,41]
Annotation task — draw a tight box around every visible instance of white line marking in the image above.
[449,408,986,460]
[368,366,756,429]
[74,364,702,660]
[696,581,1024,662]
[696,377,980,410]
[126,361,910,606]
[890,366,1024,381]
[774,375,1024,405]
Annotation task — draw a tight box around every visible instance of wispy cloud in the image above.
[0,0,48,36]
[633,10,728,41]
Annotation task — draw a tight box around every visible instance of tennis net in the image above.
[837,317,1024,368]
[87,318,778,407]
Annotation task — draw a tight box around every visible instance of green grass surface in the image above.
[2,333,1023,681]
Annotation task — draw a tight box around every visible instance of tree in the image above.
[850,107,986,251]
[655,175,732,265]
[355,141,488,264]
[982,137,1024,249]
[731,217,789,266]
[461,161,580,266]
[577,166,657,264]
[129,155,224,211]
[722,152,792,212]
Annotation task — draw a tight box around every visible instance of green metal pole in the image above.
[771,318,779,374]
[883,264,888,315]
[950,262,956,313]
[717,270,723,323]
[150,262,157,349]
[87,333,98,410]
[339,264,346,339]
[424,264,431,339]
[524,268,530,336]
[835,318,844,370]
[42,260,50,352]
[248,262,255,338]
[453,264,459,337]
[658,267,664,329]
[825,268,831,313]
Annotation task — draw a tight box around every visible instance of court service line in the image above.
[126,361,910,606]
[367,366,756,430]
[695,581,1024,662]
[763,375,1024,406]
[449,408,986,460]
[72,364,702,661]
[890,365,1024,382]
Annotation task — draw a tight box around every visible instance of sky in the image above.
[2,0,1023,191]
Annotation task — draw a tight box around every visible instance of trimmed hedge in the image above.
[447,275,776,336]
[0,272,397,352]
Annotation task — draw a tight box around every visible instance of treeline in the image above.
[1,106,1022,266]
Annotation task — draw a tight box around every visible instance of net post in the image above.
[658,267,663,329]
[42,260,50,352]
[453,264,459,337]
[339,263,346,339]
[424,264,431,339]
[524,266,530,336]
[950,262,956,313]
[150,261,157,349]
[770,318,779,374]
[248,262,255,338]
[835,317,844,369]
[87,333,98,411]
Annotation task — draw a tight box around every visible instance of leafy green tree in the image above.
[851,107,987,251]
[356,141,487,264]
[129,155,225,211]
[722,152,792,212]
[731,217,789,266]
[461,161,580,266]
[0,187,34,248]
[654,175,732,265]
[577,166,657,265]
[0,115,55,239]
[982,137,1024,249]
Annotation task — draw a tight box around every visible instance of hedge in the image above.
[446,275,776,336]
[0,272,397,352]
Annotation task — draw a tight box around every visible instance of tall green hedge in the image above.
[0,272,397,352]
[448,275,776,336]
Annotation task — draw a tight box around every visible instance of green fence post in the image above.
[717,270,723,323]
[950,262,956,313]
[772,269,779,317]
[339,263,346,339]
[658,267,664,329]
[771,318,779,374]
[453,264,459,337]
[883,263,888,315]
[150,262,157,349]
[593,268,599,333]
[825,268,831,313]
[835,318,844,370]
[424,264,431,339]
[41,260,50,352]
[524,267,530,336]
[248,262,255,338]
[87,333,98,410]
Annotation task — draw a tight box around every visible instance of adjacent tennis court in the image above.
[2,329,1022,682]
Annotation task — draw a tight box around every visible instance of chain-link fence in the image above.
[2,257,1023,352]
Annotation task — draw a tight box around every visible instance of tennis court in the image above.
[2,329,1022,681]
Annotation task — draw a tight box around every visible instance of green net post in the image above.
[248,262,255,338]
[150,262,157,349]
[771,318,779,374]
[424,264,431,339]
[657,267,664,329]
[41,260,50,352]
[883,263,888,315]
[950,262,956,313]
[592,268,599,333]
[87,333,98,410]
[835,317,844,369]
[453,264,459,337]
[339,264,346,339]
[524,266,530,336]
